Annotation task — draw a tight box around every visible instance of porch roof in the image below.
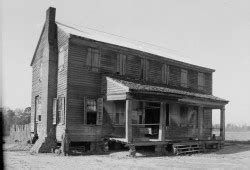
[106,77,228,104]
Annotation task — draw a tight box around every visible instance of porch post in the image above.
[198,106,204,139]
[220,106,225,140]
[125,100,132,143]
[159,102,166,141]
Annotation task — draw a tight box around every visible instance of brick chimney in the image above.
[46,7,56,22]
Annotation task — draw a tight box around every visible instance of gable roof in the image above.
[106,77,228,103]
[56,22,215,72]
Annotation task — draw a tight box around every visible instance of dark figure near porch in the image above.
[61,129,71,156]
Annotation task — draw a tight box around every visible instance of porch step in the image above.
[172,142,204,155]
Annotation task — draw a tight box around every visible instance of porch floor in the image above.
[109,137,223,147]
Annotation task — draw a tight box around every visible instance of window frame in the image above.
[35,96,42,123]
[86,99,97,125]
[86,47,101,72]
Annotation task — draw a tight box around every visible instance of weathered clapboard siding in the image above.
[126,54,142,79]
[68,124,112,141]
[148,60,163,84]
[169,65,181,87]
[67,41,102,129]
[57,27,69,98]
[30,24,48,134]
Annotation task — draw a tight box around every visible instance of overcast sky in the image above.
[1,0,250,125]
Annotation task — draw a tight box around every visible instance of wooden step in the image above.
[172,142,204,155]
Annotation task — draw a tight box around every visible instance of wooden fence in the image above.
[10,124,31,142]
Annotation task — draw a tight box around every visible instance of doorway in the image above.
[145,102,160,139]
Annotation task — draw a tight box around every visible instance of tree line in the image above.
[213,123,250,132]
[2,107,31,136]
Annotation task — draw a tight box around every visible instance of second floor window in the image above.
[117,54,126,75]
[181,69,188,88]
[198,72,205,90]
[86,48,100,72]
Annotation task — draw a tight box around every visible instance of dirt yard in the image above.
[4,142,250,169]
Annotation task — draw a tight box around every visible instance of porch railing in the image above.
[131,124,160,140]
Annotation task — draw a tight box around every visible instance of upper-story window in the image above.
[58,46,66,70]
[116,54,126,75]
[162,64,169,84]
[86,48,100,72]
[181,69,188,88]
[198,72,205,90]
[140,58,149,81]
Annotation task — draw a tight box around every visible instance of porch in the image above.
[104,77,228,154]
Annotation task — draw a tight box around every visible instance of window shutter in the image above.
[181,69,188,87]
[52,98,57,125]
[96,98,103,125]
[198,72,204,90]
[86,48,92,67]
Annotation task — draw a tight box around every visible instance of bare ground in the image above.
[4,142,250,170]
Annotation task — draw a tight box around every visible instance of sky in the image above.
[1,0,250,125]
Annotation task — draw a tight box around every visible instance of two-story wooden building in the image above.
[30,7,228,154]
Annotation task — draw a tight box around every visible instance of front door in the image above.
[145,102,160,139]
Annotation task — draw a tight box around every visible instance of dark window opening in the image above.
[87,112,97,125]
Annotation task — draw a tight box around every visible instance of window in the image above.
[162,64,169,84]
[35,96,41,122]
[58,46,66,69]
[181,69,188,88]
[86,99,97,124]
[140,59,149,81]
[117,54,126,75]
[198,72,205,90]
[58,97,65,124]
[86,48,100,72]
